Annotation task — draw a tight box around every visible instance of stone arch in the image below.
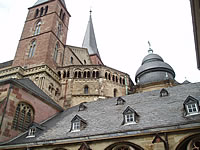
[176,133,200,150]
[105,141,144,150]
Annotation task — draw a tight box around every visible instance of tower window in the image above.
[34,21,41,35]
[57,23,62,38]
[45,6,48,15]
[40,7,44,16]
[12,102,34,132]
[35,9,39,18]
[62,13,65,22]
[28,40,36,58]
[53,43,59,62]
[60,9,63,18]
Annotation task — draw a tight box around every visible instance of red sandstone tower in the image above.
[13,0,70,69]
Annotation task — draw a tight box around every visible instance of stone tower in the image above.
[12,0,70,69]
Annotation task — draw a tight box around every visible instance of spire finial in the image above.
[90,9,92,15]
[148,41,153,54]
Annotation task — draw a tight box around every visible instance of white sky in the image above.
[0,0,200,84]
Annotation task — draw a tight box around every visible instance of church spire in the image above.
[82,10,101,59]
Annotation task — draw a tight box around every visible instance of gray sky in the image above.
[0,0,200,83]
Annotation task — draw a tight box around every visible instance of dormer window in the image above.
[186,104,198,114]
[116,97,126,105]
[122,106,138,125]
[79,103,87,111]
[160,88,169,97]
[184,96,200,116]
[72,121,80,132]
[71,115,87,132]
[26,127,36,138]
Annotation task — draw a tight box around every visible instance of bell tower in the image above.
[13,0,70,69]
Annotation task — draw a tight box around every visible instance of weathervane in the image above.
[148,41,153,54]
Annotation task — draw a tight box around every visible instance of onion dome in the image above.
[135,50,175,85]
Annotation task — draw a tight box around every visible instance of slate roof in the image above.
[0,60,13,69]
[0,78,63,111]
[33,0,66,8]
[82,12,101,59]
[4,82,200,146]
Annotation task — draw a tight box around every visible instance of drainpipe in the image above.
[125,76,128,95]
[0,84,13,129]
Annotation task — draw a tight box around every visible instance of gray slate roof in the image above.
[5,82,200,145]
[0,60,13,69]
[0,78,63,111]
[82,12,101,59]
[33,0,66,8]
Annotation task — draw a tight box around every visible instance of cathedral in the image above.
[0,0,200,149]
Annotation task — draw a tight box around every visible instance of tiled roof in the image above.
[3,82,200,145]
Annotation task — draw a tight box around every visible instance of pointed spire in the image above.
[82,10,101,59]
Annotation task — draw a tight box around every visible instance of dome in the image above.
[135,53,175,85]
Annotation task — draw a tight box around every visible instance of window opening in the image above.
[45,6,48,15]
[35,9,39,18]
[53,43,59,62]
[71,57,73,64]
[62,13,65,21]
[12,102,34,132]
[84,85,89,94]
[28,40,36,58]
[57,23,62,38]
[40,7,44,16]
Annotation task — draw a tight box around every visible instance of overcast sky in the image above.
[0,0,200,83]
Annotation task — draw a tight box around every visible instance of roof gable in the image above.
[184,96,199,105]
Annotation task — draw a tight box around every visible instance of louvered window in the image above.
[12,102,34,132]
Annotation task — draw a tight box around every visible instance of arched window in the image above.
[96,71,99,78]
[78,71,82,78]
[34,21,41,35]
[62,13,65,21]
[58,71,61,78]
[60,9,63,18]
[84,85,89,94]
[92,71,95,78]
[28,40,36,58]
[12,102,34,132]
[35,9,39,18]
[53,43,59,62]
[83,71,87,78]
[57,23,62,38]
[74,71,78,78]
[87,71,90,78]
[71,57,74,64]
[63,71,66,78]
[108,73,111,80]
[105,72,108,79]
[40,7,44,16]
[45,6,48,15]
[67,71,70,78]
